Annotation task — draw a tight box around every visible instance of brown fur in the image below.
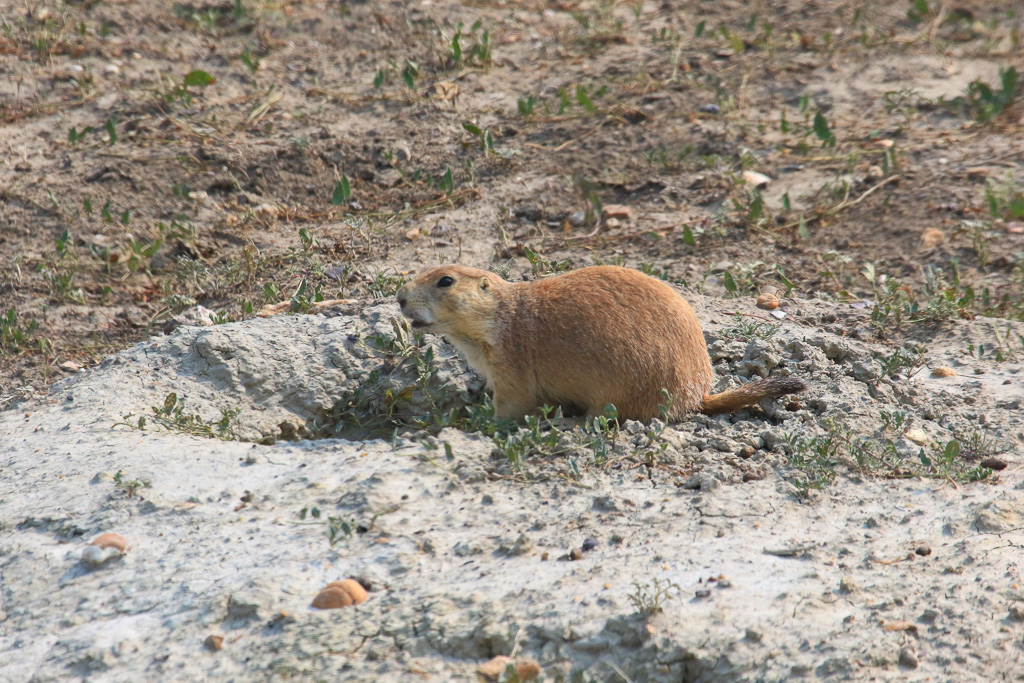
[395,265,805,421]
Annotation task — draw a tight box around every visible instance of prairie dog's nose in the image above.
[396,287,407,308]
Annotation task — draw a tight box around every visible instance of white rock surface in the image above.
[2,297,1022,681]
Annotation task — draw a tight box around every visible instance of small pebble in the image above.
[203,635,223,652]
[698,103,720,114]
[91,533,127,552]
[979,458,1007,471]
[905,429,929,446]
[602,204,631,220]
[310,578,367,609]
[478,656,541,681]
[756,293,779,310]
[581,537,598,552]
[694,589,711,599]
[931,367,956,377]
[738,445,756,459]
[914,545,932,557]
[81,545,123,567]
[898,646,919,669]
[569,548,583,561]
[742,170,771,187]
[919,227,945,250]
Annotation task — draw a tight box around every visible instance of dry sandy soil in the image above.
[2,0,1024,681]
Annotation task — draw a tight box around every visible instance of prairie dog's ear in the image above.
[480,277,490,291]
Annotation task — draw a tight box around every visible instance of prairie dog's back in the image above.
[510,268,713,416]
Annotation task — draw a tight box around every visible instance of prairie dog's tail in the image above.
[701,377,806,415]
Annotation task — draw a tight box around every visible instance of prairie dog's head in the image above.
[396,265,505,340]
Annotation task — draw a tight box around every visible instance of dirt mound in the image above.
[2,293,1022,681]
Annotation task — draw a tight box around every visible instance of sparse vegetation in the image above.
[297,506,355,548]
[628,577,681,616]
[1,309,39,356]
[785,417,997,494]
[117,393,240,440]
[113,470,152,498]
[721,314,779,342]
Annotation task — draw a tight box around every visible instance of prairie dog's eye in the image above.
[436,276,455,288]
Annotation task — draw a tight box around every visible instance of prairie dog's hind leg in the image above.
[492,386,538,421]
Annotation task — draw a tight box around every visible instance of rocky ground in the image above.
[2,0,1024,681]
[2,293,1023,681]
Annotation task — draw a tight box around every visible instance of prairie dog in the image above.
[395,265,805,421]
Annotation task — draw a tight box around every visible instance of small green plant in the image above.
[155,69,215,107]
[461,121,495,154]
[953,220,995,268]
[401,60,419,89]
[882,87,931,125]
[953,427,1010,462]
[878,345,926,380]
[789,418,994,489]
[298,506,354,547]
[118,393,240,440]
[862,263,919,338]
[921,264,974,322]
[444,20,492,68]
[326,318,472,438]
[916,440,993,483]
[113,470,152,498]
[288,277,324,313]
[580,404,620,465]
[517,94,537,118]
[812,111,836,147]
[983,173,1024,220]
[732,188,767,228]
[173,0,250,36]
[491,409,569,470]
[784,430,841,491]
[627,577,681,616]
[906,0,934,24]
[721,314,778,341]
[331,174,351,206]
[39,229,85,303]
[39,264,85,303]
[489,259,516,281]
[522,246,572,276]
[638,263,687,287]
[366,268,406,299]
[956,67,1020,122]
[125,235,164,276]
[570,173,602,227]
[569,0,627,50]
[68,125,94,144]
[880,410,907,432]
[1,308,39,355]
[240,50,259,73]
